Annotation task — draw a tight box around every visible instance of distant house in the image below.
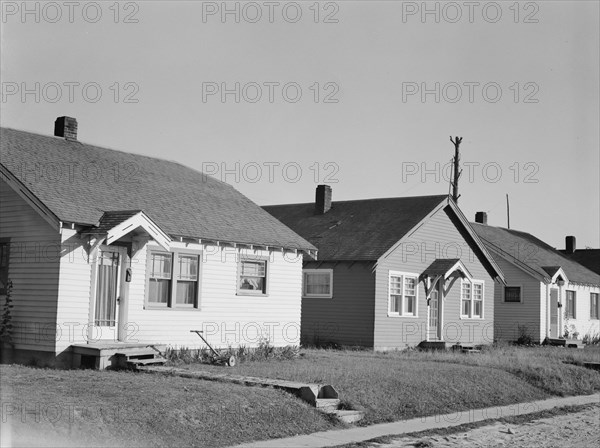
[559,236,600,276]
[0,117,316,368]
[471,213,600,343]
[263,186,505,350]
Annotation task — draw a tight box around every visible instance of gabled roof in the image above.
[471,223,600,286]
[263,194,505,283]
[264,195,448,260]
[0,127,315,252]
[559,249,600,276]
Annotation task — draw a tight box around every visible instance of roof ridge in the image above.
[264,194,448,208]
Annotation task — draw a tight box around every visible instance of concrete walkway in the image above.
[231,393,600,448]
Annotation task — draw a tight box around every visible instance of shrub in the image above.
[516,324,534,345]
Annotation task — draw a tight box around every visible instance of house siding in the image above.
[301,261,375,347]
[489,256,543,342]
[0,179,60,354]
[554,282,600,340]
[125,240,303,348]
[373,206,495,350]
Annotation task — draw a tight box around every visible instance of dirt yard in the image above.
[365,405,600,448]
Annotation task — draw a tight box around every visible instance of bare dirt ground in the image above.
[364,405,600,448]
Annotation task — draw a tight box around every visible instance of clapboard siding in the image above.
[301,261,375,347]
[124,241,303,348]
[373,207,495,349]
[490,256,542,342]
[555,282,600,340]
[0,179,60,352]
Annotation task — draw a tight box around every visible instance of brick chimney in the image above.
[565,236,576,254]
[54,116,78,140]
[475,211,487,225]
[315,185,332,215]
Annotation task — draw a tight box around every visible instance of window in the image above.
[565,290,576,319]
[504,286,522,303]
[238,259,267,295]
[303,269,333,298]
[0,240,9,295]
[146,249,201,309]
[388,272,418,317]
[461,280,484,318]
[591,293,599,320]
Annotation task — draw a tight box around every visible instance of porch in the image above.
[71,342,167,369]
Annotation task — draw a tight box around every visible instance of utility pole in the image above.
[506,194,511,229]
[449,136,463,203]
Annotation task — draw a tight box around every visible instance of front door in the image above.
[550,288,559,337]
[93,247,125,341]
[428,283,442,341]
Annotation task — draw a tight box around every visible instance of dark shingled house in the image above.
[264,186,505,349]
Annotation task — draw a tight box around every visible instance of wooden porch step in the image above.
[126,356,167,366]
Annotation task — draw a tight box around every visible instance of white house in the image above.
[471,212,600,343]
[0,117,316,368]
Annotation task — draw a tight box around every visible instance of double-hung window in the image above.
[303,269,333,298]
[147,249,201,309]
[565,290,576,318]
[591,293,599,320]
[461,280,484,318]
[0,239,10,296]
[238,259,267,295]
[388,272,418,317]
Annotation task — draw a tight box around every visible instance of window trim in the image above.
[387,270,419,318]
[460,279,485,319]
[145,247,202,310]
[302,269,333,299]
[237,257,269,296]
[591,293,599,320]
[0,238,10,296]
[565,290,576,319]
[503,285,523,303]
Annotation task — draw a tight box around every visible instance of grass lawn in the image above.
[180,345,600,426]
[0,365,337,447]
[1,345,598,447]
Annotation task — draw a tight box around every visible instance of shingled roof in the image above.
[559,249,600,276]
[471,223,600,286]
[0,127,315,252]
[263,195,449,260]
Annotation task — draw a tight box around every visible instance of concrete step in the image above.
[333,409,364,424]
[315,398,341,413]
[127,356,167,366]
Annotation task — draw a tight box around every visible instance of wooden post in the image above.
[506,194,511,229]
[449,136,463,203]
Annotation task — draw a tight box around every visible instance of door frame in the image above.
[88,245,128,342]
[549,287,560,338]
[427,281,443,341]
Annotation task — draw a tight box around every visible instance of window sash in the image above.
[239,260,267,294]
[566,291,576,318]
[591,293,599,319]
[0,241,10,295]
[504,286,521,302]
[389,273,417,316]
[462,281,484,318]
[147,250,200,308]
[304,271,332,297]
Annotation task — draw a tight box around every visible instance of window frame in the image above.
[387,271,419,318]
[237,257,269,296]
[145,247,202,310]
[302,269,333,299]
[0,238,10,296]
[591,293,599,320]
[503,285,523,303]
[565,290,576,319]
[460,279,485,319]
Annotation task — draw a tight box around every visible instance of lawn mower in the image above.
[190,330,236,367]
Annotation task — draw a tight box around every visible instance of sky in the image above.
[1,1,599,249]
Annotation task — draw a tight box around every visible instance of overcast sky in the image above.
[1,1,598,249]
